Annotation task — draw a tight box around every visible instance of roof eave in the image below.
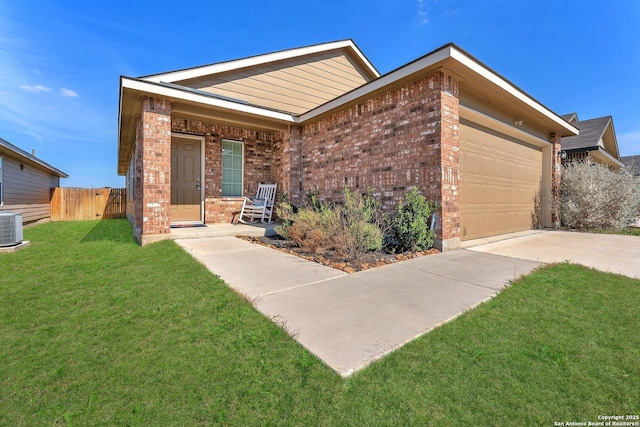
[142,39,380,84]
[0,138,68,178]
[299,44,454,122]
[448,45,578,137]
[565,146,624,169]
[299,43,579,137]
[117,77,298,174]
[121,77,297,122]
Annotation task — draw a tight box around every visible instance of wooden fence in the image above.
[51,188,126,221]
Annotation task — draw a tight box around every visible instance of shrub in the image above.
[561,160,640,230]
[331,188,383,262]
[392,189,436,252]
[275,203,337,253]
[275,188,384,261]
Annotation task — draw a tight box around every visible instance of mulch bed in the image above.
[237,235,440,273]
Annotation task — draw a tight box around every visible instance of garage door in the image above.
[459,121,542,241]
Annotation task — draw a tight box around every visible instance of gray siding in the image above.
[0,154,59,223]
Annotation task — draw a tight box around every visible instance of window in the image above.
[222,139,243,196]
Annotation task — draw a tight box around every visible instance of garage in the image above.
[459,120,543,241]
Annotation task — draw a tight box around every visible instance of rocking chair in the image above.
[239,183,277,224]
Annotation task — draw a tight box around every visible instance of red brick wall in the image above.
[139,97,172,236]
[437,72,460,241]
[171,118,279,223]
[273,125,303,205]
[297,71,460,243]
[137,71,462,247]
[133,117,143,232]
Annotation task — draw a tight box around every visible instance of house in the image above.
[560,113,623,169]
[621,155,640,175]
[117,40,578,249]
[0,138,68,224]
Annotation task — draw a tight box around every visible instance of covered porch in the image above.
[118,86,296,245]
[140,221,279,245]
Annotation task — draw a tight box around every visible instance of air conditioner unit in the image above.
[0,212,23,247]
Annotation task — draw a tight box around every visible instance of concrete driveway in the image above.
[177,237,540,376]
[466,230,640,279]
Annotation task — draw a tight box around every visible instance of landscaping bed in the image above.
[237,234,439,273]
[254,188,441,273]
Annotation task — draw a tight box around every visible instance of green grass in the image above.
[613,227,640,236]
[1,220,638,426]
[588,227,640,236]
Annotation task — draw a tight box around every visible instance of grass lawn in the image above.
[1,220,638,426]
[589,227,640,237]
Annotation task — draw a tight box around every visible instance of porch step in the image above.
[169,222,279,240]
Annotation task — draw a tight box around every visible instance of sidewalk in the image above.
[176,237,540,376]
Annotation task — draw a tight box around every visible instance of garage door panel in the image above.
[459,122,542,241]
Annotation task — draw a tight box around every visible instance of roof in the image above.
[561,112,578,123]
[0,138,68,178]
[561,115,623,168]
[118,40,580,174]
[144,39,379,116]
[299,43,579,135]
[621,155,640,175]
[142,39,380,83]
[562,116,612,150]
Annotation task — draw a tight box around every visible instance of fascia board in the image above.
[143,40,379,84]
[0,139,68,178]
[299,46,452,122]
[120,77,296,123]
[590,146,624,168]
[117,78,126,163]
[606,118,621,159]
[449,47,578,136]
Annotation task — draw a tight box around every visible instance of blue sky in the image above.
[1,0,639,187]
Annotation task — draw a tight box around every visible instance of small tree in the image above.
[561,160,640,230]
[392,189,436,252]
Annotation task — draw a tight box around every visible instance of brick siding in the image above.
[291,70,460,244]
[136,71,462,246]
[139,97,172,236]
[171,118,278,223]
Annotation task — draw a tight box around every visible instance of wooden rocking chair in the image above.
[239,183,277,224]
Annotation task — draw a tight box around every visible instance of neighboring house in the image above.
[621,155,640,176]
[621,155,640,227]
[560,113,623,169]
[0,138,68,224]
[117,40,578,249]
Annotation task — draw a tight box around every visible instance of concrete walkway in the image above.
[466,230,640,279]
[176,237,540,376]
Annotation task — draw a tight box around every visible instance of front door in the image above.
[171,136,202,222]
